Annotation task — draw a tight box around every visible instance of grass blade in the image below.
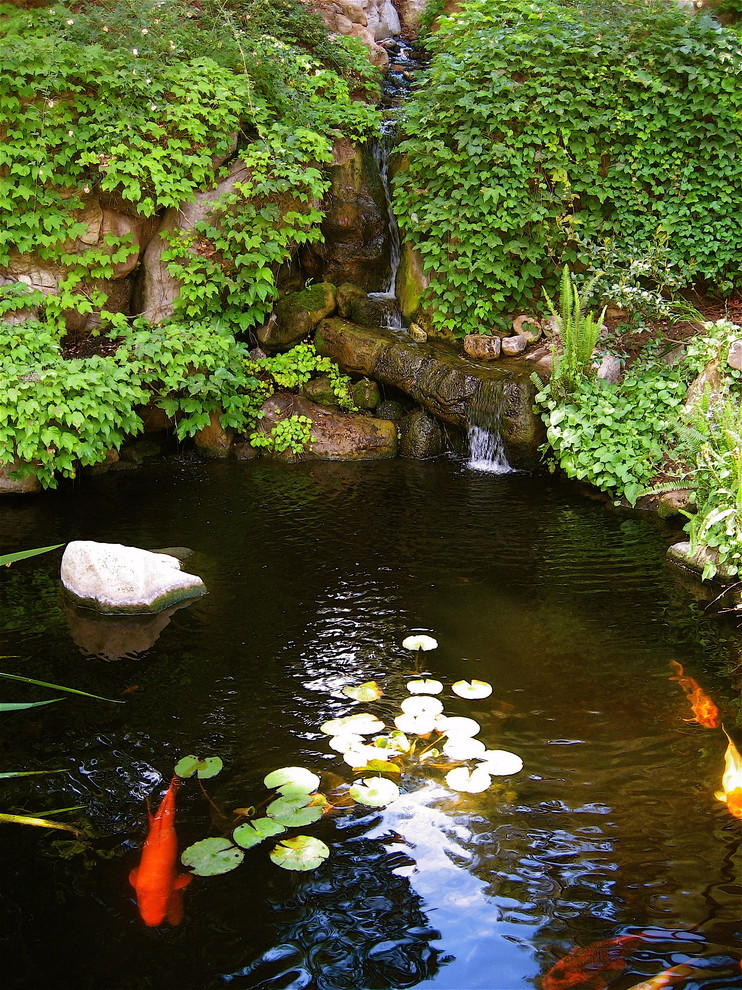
[0,769,66,779]
[0,545,64,567]
[0,698,64,712]
[0,672,123,704]
[0,812,81,836]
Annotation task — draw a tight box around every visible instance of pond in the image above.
[0,456,740,990]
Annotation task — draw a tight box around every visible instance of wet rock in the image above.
[464,334,501,361]
[194,409,233,459]
[303,374,341,407]
[351,377,381,409]
[376,399,407,421]
[337,282,368,319]
[256,393,397,461]
[398,408,444,459]
[61,540,207,614]
[315,319,544,469]
[0,460,41,494]
[409,323,427,342]
[501,334,527,357]
[396,240,432,332]
[300,143,392,291]
[656,488,693,518]
[260,282,337,350]
[86,448,120,476]
[666,540,737,583]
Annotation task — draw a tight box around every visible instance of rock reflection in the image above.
[64,598,193,660]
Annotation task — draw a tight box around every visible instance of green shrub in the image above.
[393,0,742,335]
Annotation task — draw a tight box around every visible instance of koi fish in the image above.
[623,963,694,990]
[668,661,720,729]
[542,934,649,990]
[129,776,192,926]
[714,728,742,819]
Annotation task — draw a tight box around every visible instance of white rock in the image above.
[61,540,206,614]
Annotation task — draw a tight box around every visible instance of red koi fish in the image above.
[714,729,742,819]
[668,661,720,729]
[129,776,192,926]
[542,934,649,990]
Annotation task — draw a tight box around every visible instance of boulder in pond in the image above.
[259,282,337,351]
[398,408,444,459]
[61,541,207,614]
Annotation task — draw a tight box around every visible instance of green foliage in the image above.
[535,344,688,504]
[393,0,742,336]
[250,414,314,454]
[543,266,605,395]
[256,342,356,409]
[0,0,380,328]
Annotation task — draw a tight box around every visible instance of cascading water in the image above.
[367,39,417,330]
[467,384,515,474]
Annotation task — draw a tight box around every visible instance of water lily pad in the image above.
[174,755,223,780]
[270,835,330,871]
[402,634,438,652]
[374,731,411,753]
[329,732,364,753]
[400,695,444,717]
[263,767,320,793]
[181,837,244,876]
[443,737,487,761]
[342,680,383,702]
[407,678,443,695]
[342,743,391,768]
[437,716,480,738]
[320,713,385,736]
[445,766,492,793]
[452,679,493,700]
[349,776,400,807]
[477,750,524,775]
[365,759,401,775]
[233,817,285,850]
[266,794,326,827]
[394,712,437,736]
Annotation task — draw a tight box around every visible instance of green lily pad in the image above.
[400,695,443,717]
[349,776,400,807]
[477,750,524,775]
[270,835,330,871]
[452,679,493,699]
[402,634,438,651]
[437,716,481,738]
[181,837,244,876]
[445,766,492,793]
[443,737,486,761]
[406,678,443,695]
[174,755,223,780]
[365,759,401,776]
[342,680,383,702]
[320,713,385,736]
[233,817,286,850]
[266,794,326,827]
[374,730,411,753]
[263,766,320,793]
[329,732,364,753]
[394,712,437,736]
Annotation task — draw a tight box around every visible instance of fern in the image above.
[543,266,605,396]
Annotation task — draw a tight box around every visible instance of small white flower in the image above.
[47,99,55,108]
[150,104,157,111]
[145,78,151,84]
[66,18,74,25]
[83,185,90,193]
[141,27,148,34]
[67,129,73,136]
[102,25,109,33]
[132,48,138,56]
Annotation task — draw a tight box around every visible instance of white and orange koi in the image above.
[714,728,742,819]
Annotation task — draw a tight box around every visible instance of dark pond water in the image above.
[0,456,740,990]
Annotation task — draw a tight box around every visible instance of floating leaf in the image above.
[174,755,224,779]
[342,680,383,702]
[374,731,411,754]
[329,733,364,753]
[270,835,330,871]
[394,712,437,736]
[443,737,487,761]
[0,812,81,835]
[437,716,480,738]
[445,766,492,793]
[365,759,401,775]
[452,679,493,700]
[320,713,385,736]
[407,678,443,695]
[0,698,63,711]
[477,750,524,775]
[402,634,438,652]
[400,695,444,717]
[349,776,400,807]
[233,817,285,850]
[263,767,320,793]
[266,795,325,827]
[181,837,244,876]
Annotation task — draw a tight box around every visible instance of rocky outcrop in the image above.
[310,0,401,67]
[0,460,41,494]
[300,142,393,292]
[259,282,337,351]
[315,319,545,468]
[256,393,397,461]
[61,540,207,614]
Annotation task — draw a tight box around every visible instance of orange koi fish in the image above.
[542,934,649,990]
[714,729,742,819]
[129,776,192,926]
[668,661,720,729]
[624,963,694,990]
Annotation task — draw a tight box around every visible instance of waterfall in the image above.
[466,383,515,474]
